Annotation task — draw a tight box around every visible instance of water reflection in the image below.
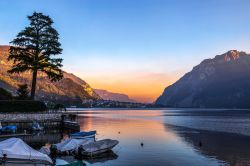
[171,125,250,166]
[77,110,230,166]
[6,109,249,166]
[83,150,118,164]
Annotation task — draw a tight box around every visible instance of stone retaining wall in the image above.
[0,112,62,122]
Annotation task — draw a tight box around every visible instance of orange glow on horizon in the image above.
[78,71,185,103]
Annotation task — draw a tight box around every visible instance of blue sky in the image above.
[1,0,250,102]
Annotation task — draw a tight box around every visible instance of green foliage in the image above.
[0,88,13,100]
[0,100,47,112]
[53,103,66,110]
[8,12,63,100]
[46,102,65,110]
[16,84,30,100]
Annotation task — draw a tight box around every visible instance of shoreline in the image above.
[66,107,250,110]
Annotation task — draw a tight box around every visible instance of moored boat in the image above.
[0,138,52,165]
[70,131,96,139]
[54,138,94,154]
[78,139,119,156]
[0,122,17,134]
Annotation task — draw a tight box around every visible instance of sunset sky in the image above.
[1,0,250,102]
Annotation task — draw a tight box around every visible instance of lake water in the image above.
[69,108,250,166]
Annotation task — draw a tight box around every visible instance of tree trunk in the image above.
[30,70,38,100]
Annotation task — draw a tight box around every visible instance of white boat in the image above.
[39,144,51,156]
[79,139,119,156]
[55,138,94,153]
[55,159,69,165]
[0,138,52,165]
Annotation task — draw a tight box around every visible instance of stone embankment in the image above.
[0,112,62,122]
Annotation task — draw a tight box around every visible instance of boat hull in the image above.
[70,131,96,139]
[71,134,95,139]
[81,144,117,156]
[79,139,119,157]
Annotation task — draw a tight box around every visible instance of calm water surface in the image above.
[69,109,250,166]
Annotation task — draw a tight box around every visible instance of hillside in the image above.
[94,89,136,103]
[0,45,101,103]
[156,50,250,108]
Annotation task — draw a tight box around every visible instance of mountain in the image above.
[94,89,136,103]
[0,45,101,103]
[156,50,250,108]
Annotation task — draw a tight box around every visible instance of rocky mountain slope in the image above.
[0,45,100,103]
[94,89,136,103]
[156,50,250,108]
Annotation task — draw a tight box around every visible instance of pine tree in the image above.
[16,84,29,100]
[8,12,63,100]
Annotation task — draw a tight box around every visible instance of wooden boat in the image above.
[70,131,96,139]
[78,139,119,156]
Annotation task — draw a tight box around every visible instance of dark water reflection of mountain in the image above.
[167,125,250,166]
[75,109,250,166]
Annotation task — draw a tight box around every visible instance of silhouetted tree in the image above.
[16,84,29,100]
[8,12,63,100]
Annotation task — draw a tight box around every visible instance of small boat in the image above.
[78,139,119,156]
[0,138,52,165]
[0,125,17,133]
[54,138,94,154]
[70,131,96,139]
[32,121,44,131]
[0,122,17,134]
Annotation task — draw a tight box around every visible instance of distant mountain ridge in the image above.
[156,50,250,108]
[0,45,101,103]
[94,89,136,103]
